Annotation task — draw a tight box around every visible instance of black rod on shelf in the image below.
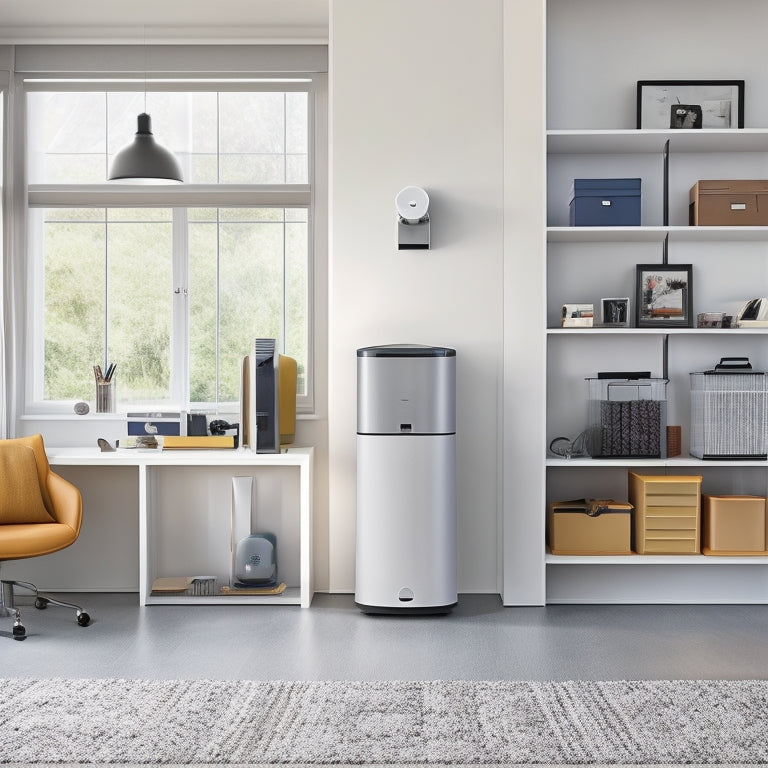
[663,232,669,265]
[662,139,669,225]
[662,333,669,380]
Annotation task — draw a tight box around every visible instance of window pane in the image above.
[106,214,173,404]
[43,209,106,400]
[41,209,173,405]
[219,94,286,185]
[28,92,107,183]
[286,92,309,183]
[188,217,218,403]
[286,216,309,396]
[188,208,309,404]
[219,218,282,402]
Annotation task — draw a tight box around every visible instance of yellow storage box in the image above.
[547,499,633,555]
[702,495,767,554]
[628,473,702,554]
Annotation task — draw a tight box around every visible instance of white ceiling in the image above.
[0,0,330,44]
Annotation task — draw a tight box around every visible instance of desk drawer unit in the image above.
[629,473,702,554]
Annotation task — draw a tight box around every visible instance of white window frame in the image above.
[14,69,326,417]
[0,85,6,437]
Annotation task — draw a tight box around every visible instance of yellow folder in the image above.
[162,435,235,450]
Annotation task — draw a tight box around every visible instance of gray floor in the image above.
[4,592,768,681]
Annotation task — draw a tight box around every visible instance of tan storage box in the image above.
[628,473,702,554]
[547,499,633,555]
[702,495,767,554]
[689,180,768,226]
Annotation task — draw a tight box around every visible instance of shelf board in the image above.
[546,553,768,565]
[145,586,302,605]
[547,226,665,243]
[547,128,768,155]
[546,326,768,335]
[546,455,768,467]
[547,225,768,243]
[547,456,667,467]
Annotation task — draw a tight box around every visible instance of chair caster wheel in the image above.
[35,597,49,609]
[13,625,26,640]
[77,612,91,627]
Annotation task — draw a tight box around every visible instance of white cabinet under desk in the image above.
[46,447,314,607]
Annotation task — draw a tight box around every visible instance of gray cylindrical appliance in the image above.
[355,344,457,614]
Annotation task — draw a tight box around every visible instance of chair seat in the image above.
[0,522,78,561]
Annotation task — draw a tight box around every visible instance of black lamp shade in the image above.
[108,113,184,184]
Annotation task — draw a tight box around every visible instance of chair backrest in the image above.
[0,435,56,523]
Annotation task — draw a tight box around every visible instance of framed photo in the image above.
[601,297,630,327]
[561,303,594,328]
[636,80,744,129]
[635,264,693,328]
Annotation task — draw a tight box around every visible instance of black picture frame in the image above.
[600,297,630,327]
[636,80,744,129]
[635,264,693,328]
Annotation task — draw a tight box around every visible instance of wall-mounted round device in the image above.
[395,186,430,223]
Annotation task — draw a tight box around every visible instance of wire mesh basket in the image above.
[690,359,768,459]
[586,376,668,458]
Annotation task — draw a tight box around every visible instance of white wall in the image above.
[328,0,506,592]
[547,0,768,130]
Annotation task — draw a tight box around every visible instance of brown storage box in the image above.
[689,180,768,226]
[628,473,702,554]
[702,495,767,554]
[547,499,633,555]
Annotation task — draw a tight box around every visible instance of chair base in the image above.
[1,579,91,640]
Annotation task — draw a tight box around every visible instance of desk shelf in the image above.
[144,586,303,606]
[47,447,313,608]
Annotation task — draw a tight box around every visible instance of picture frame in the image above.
[561,303,594,328]
[635,264,693,328]
[636,80,744,129]
[601,297,630,327]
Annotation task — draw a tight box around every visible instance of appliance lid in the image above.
[357,344,455,358]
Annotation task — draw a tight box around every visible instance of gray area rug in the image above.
[1,678,767,765]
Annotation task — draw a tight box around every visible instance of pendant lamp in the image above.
[108,112,184,184]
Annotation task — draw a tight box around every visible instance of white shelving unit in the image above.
[46,447,314,607]
[544,0,768,603]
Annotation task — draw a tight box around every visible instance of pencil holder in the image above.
[96,379,116,413]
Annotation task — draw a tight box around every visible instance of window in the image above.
[24,82,319,413]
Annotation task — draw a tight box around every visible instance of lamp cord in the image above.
[143,25,148,114]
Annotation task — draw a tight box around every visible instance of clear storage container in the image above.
[586,376,668,458]
[690,358,768,459]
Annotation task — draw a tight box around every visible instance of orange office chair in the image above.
[0,434,91,640]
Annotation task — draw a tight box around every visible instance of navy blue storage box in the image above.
[569,178,641,226]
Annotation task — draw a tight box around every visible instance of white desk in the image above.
[46,446,313,607]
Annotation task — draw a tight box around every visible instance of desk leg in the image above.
[300,455,313,608]
[138,464,149,606]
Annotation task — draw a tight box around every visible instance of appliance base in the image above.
[355,601,457,615]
